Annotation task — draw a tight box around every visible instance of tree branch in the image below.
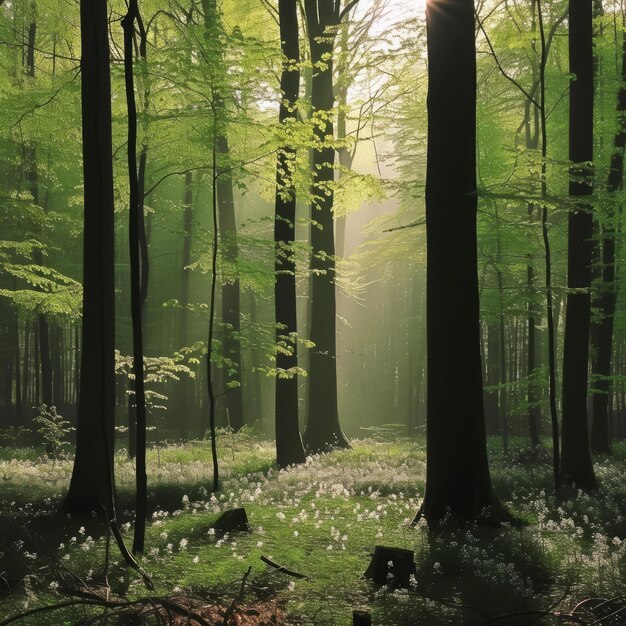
[338,0,360,22]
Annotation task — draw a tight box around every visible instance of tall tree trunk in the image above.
[24,8,52,409]
[62,0,117,517]
[494,202,508,453]
[302,0,350,453]
[561,0,596,489]
[216,136,244,432]
[201,0,244,433]
[178,171,193,438]
[524,12,541,448]
[122,0,148,554]
[274,0,306,468]
[591,16,626,453]
[537,0,561,492]
[415,0,509,524]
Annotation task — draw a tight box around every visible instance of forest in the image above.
[1,0,626,623]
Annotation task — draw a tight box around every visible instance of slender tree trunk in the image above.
[527,209,540,448]
[178,171,193,438]
[201,0,244,433]
[537,0,561,492]
[561,0,596,489]
[274,0,306,468]
[415,0,509,524]
[24,10,52,409]
[494,202,508,453]
[484,322,500,435]
[21,319,29,411]
[122,0,148,554]
[591,16,626,453]
[216,136,244,432]
[524,19,541,447]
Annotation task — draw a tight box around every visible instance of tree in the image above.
[23,3,53,411]
[415,0,509,524]
[121,0,148,554]
[274,0,306,468]
[560,0,596,489]
[301,0,356,453]
[202,0,244,433]
[62,0,117,516]
[591,12,626,454]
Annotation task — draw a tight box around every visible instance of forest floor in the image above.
[1,432,626,625]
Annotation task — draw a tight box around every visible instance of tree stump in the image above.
[212,507,250,534]
[363,545,416,589]
[353,609,372,626]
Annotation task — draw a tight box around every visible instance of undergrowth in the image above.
[1,433,626,624]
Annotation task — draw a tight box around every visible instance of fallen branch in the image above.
[222,566,253,625]
[0,595,214,626]
[260,555,309,580]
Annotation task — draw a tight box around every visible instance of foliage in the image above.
[31,404,73,463]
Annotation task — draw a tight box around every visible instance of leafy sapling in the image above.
[33,404,74,464]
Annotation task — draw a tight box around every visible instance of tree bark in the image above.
[415,0,509,524]
[561,0,596,489]
[591,17,626,453]
[62,0,117,517]
[302,0,350,453]
[122,0,148,554]
[274,0,306,468]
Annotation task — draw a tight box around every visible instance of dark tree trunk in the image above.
[122,0,148,554]
[561,0,596,489]
[302,0,350,453]
[415,0,509,524]
[591,22,626,453]
[62,0,117,517]
[274,0,306,468]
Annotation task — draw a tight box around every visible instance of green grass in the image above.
[2,433,626,624]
